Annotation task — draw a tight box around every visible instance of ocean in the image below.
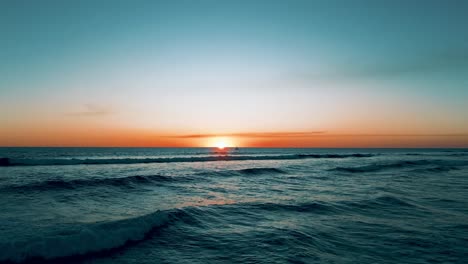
[0,148,467,263]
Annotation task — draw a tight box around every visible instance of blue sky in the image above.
[1,0,468,146]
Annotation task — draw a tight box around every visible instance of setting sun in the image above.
[208,137,235,149]
[216,141,226,149]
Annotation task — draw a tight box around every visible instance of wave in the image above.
[330,159,468,173]
[1,174,189,193]
[447,153,468,157]
[441,149,468,153]
[0,210,178,263]
[242,195,417,214]
[205,167,287,177]
[2,167,287,192]
[245,201,336,213]
[237,167,286,175]
[245,196,422,216]
[0,153,374,167]
[412,166,461,173]
[0,194,423,263]
[345,195,418,209]
[405,153,468,157]
[298,153,373,158]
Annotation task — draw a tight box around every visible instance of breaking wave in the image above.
[0,194,440,263]
[0,210,176,263]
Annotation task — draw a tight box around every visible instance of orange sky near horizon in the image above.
[1,124,467,148]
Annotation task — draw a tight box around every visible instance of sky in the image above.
[1,0,468,147]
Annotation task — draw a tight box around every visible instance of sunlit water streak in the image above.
[0,148,467,263]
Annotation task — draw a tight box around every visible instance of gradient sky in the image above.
[1,0,468,147]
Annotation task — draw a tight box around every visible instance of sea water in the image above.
[0,148,467,263]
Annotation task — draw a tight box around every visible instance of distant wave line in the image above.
[0,154,374,167]
[166,132,468,138]
[330,159,468,173]
[0,167,289,192]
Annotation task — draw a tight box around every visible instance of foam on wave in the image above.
[0,153,374,167]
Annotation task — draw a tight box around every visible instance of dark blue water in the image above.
[0,148,467,263]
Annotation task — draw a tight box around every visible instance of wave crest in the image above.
[331,159,467,173]
[0,210,176,263]
[1,174,186,193]
[2,167,287,192]
[0,153,374,167]
[248,201,336,213]
[343,195,418,210]
[233,167,287,175]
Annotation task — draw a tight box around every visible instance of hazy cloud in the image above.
[168,132,327,138]
[168,132,468,138]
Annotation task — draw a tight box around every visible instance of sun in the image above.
[208,137,235,149]
[215,141,227,150]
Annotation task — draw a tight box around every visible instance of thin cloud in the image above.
[66,104,113,117]
[168,131,327,138]
[323,133,468,137]
[167,132,468,138]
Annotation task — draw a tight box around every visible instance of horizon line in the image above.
[1,146,467,149]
